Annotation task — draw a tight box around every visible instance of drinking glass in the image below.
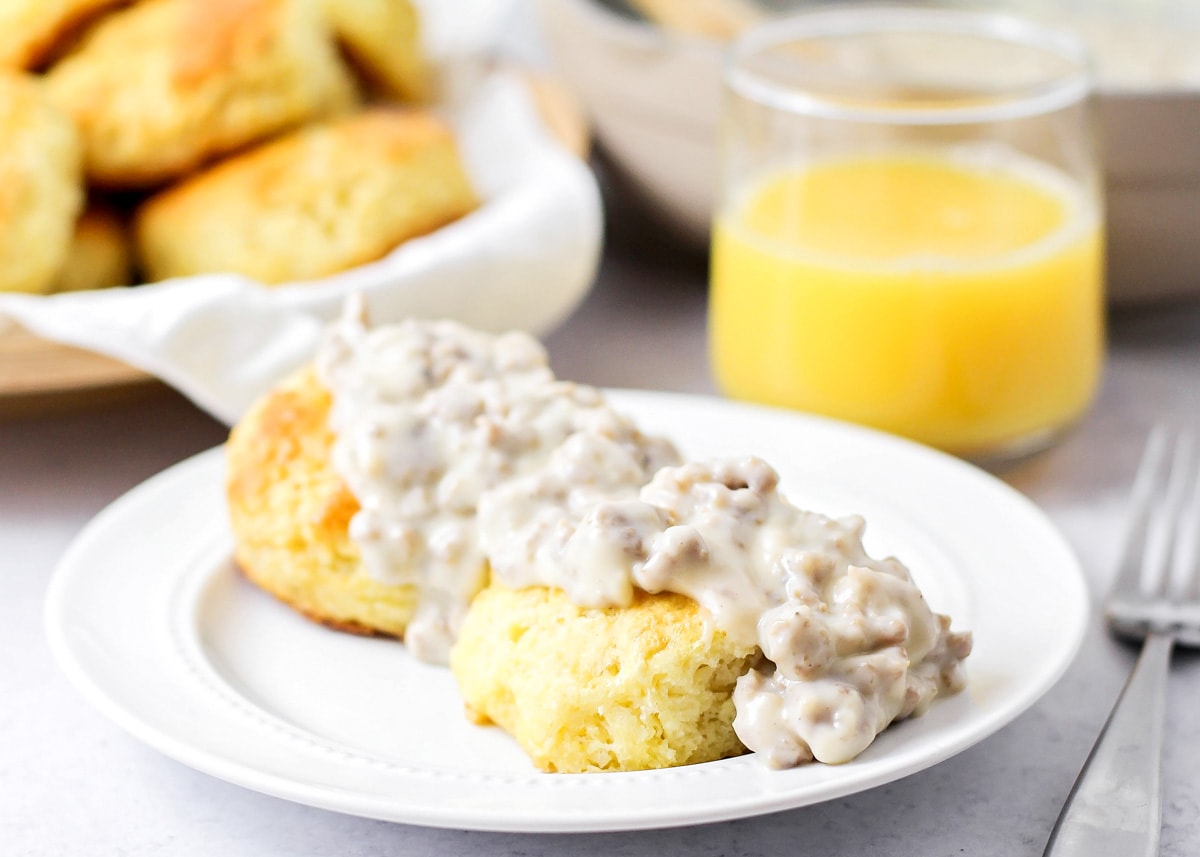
[709,5,1104,462]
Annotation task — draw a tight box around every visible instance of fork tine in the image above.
[1153,430,1195,597]
[1110,425,1170,599]
[1180,432,1200,603]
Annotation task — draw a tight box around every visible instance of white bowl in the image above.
[539,0,1200,305]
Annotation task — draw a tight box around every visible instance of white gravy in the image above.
[318,304,971,765]
[481,454,972,766]
[315,300,680,663]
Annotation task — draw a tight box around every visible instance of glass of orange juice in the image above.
[709,6,1104,462]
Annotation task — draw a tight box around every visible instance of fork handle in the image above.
[1042,632,1174,857]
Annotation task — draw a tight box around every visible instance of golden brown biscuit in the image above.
[44,0,359,188]
[321,0,432,102]
[0,0,130,70]
[135,108,478,284]
[226,366,420,636]
[53,204,132,292]
[450,585,758,772]
[0,70,83,294]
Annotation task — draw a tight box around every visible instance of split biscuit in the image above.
[135,108,478,284]
[227,344,756,774]
[226,366,420,637]
[44,0,359,188]
[0,70,83,294]
[450,584,758,772]
[0,0,130,70]
[322,0,432,102]
[53,204,132,292]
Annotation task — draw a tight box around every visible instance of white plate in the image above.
[45,390,1089,833]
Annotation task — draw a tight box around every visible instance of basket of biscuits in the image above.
[0,0,601,420]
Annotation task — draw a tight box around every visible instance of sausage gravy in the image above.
[480,454,972,766]
[317,303,970,765]
[315,300,680,663]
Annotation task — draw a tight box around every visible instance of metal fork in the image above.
[1043,426,1200,857]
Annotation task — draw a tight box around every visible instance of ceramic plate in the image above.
[45,390,1089,833]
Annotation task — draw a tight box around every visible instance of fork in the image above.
[1043,426,1200,857]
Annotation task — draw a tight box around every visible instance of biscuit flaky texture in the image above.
[44,0,359,188]
[0,0,128,70]
[450,585,758,773]
[135,108,478,284]
[321,0,431,102]
[53,204,131,292]
[226,366,419,637]
[0,70,83,294]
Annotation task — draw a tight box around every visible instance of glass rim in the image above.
[725,5,1094,126]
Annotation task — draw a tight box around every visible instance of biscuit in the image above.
[0,0,129,70]
[53,204,132,292]
[321,0,432,102]
[450,585,758,772]
[0,71,83,294]
[134,108,478,284]
[44,0,359,188]
[225,366,420,637]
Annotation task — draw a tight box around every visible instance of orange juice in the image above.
[710,150,1104,457]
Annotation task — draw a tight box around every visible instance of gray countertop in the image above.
[5,218,1200,856]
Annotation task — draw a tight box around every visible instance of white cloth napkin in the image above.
[0,3,603,426]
